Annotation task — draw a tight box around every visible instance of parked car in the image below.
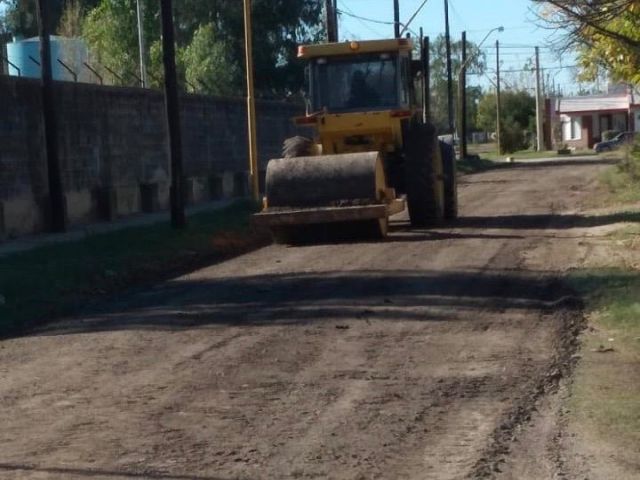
[593,131,637,153]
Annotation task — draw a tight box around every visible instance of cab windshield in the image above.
[311,53,401,112]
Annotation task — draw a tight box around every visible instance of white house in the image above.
[555,85,640,149]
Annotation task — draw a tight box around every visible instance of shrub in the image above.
[500,121,529,154]
[618,136,640,181]
[602,130,621,141]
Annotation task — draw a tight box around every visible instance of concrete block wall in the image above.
[0,76,303,238]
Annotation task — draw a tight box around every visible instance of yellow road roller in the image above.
[253,38,457,242]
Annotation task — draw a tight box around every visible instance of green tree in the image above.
[81,0,323,95]
[57,0,85,37]
[477,90,536,153]
[82,0,151,86]
[533,0,640,83]
[429,34,485,134]
[0,0,99,37]
[181,22,239,96]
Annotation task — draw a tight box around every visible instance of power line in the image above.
[475,65,578,74]
[337,1,386,38]
[335,5,419,37]
[335,8,396,27]
[400,0,431,36]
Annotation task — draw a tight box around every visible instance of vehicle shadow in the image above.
[386,209,639,238]
[28,268,580,338]
[452,211,640,230]
[0,463,226,480]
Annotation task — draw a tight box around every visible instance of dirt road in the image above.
[0,158,613,479]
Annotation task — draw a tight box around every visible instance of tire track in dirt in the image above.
[0,159,609,479]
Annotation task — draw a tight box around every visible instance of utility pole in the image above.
[420,26,424,114]
[424,35,430,122]
[535,46,544,152]
[460,31,467,159]
[394,0,400,38]
[136,0,147,88]
[160,0,186,228]
[332,0,339,41]
[325,0,337,42]
[243,0,260,201]
[496,39,502,155]
[36,0,66,232]
[444,0,454,134]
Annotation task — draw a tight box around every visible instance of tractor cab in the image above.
[299,39,417,115]
[308,50,413,114]
[295,39,419,156]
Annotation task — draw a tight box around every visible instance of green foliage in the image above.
[1,0,100,37]
[80,0,323,95]
[181,23,239,96]
[534,1,640,84]
[429,34,485,134]
[2,0,323,94]
[601,137,640,203]
[576,11,640,84]
[618,137,640,181]
[82,0,149,86]
[476,90,536,152]
[602,130,621,141]
[57,0,84,37]
[500,121,529,154]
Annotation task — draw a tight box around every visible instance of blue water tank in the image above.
[6,36,85,81]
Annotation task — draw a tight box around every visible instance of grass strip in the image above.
[478,149,596,161]
[0,200,261,336]
[566,268,640,447]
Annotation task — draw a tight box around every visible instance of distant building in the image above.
[554,85,640,149]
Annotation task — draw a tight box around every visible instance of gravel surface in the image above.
[0,158,611,479]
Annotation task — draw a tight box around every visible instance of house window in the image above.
[612,113,626,132]
[563,116,582,141]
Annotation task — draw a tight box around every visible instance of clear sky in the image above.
[337,0,589,95]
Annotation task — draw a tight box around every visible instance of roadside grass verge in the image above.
[476,148,595,161]
[566,268,640,449]
[566,146,640,465]
[0,200,263,337]
[600,142,640,204]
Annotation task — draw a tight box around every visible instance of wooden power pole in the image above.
[160,0,186,228]
[460,31,468,159]
[535,46,544,152]
[243,0,260,201]
[325,0,338,42]
[394,0,400,38]
[496,39,502,155]
[423,35,430,122]
[36,0,66,232]
[444,0,454,134]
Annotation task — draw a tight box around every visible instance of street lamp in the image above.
[458,26,503,159]
[243,0,260,202]
[136,0,147,87]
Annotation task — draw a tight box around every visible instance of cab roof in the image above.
[297,38,414,59]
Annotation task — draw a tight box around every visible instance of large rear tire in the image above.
[403,120,444,227]
[440,140,458,219]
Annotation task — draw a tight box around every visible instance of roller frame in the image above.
[253,199,405,227]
